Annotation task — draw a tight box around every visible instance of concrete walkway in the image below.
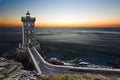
[28,47,120,77]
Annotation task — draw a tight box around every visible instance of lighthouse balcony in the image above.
[21,17,35,22]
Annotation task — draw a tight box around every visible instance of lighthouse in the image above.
[21,11,35,47]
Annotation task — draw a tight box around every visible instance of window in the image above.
[25,31,27,33]
[28,31,31,34]
[28,23,31,26]
[28,39,31,43]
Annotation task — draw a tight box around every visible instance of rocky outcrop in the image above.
[2,48,34,70]
[0,58,22,79]
[0,57,41,80]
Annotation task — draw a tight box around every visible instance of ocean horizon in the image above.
[0,27,120,67]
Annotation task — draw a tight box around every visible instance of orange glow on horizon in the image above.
[35,21,120,28]
[0,20,120,28]
[0,20,21,27]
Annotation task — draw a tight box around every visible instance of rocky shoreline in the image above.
[47,57,113,69]
[0,47,44,80]
[0,58,22,79]
[0,57,39,80]
[0,57,119,80]
[0,48,120,80]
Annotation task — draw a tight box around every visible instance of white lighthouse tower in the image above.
[21,11,36,47]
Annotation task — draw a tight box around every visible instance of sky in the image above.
[0,0,120,28]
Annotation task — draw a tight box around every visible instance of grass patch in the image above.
[6,73,13,78]
[0,67,4,70]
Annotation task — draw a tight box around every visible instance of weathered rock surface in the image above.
[2,48,34,70]
[0,57,22,79]
[0,57,40,80]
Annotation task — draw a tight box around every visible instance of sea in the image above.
[0,27,120,67]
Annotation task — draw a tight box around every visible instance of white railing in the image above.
[33,46,120,73]
[28,47,42,74]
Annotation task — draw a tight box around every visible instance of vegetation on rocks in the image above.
[0,58,23,79]
[2,49,34,70]
[41,74,120,80]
